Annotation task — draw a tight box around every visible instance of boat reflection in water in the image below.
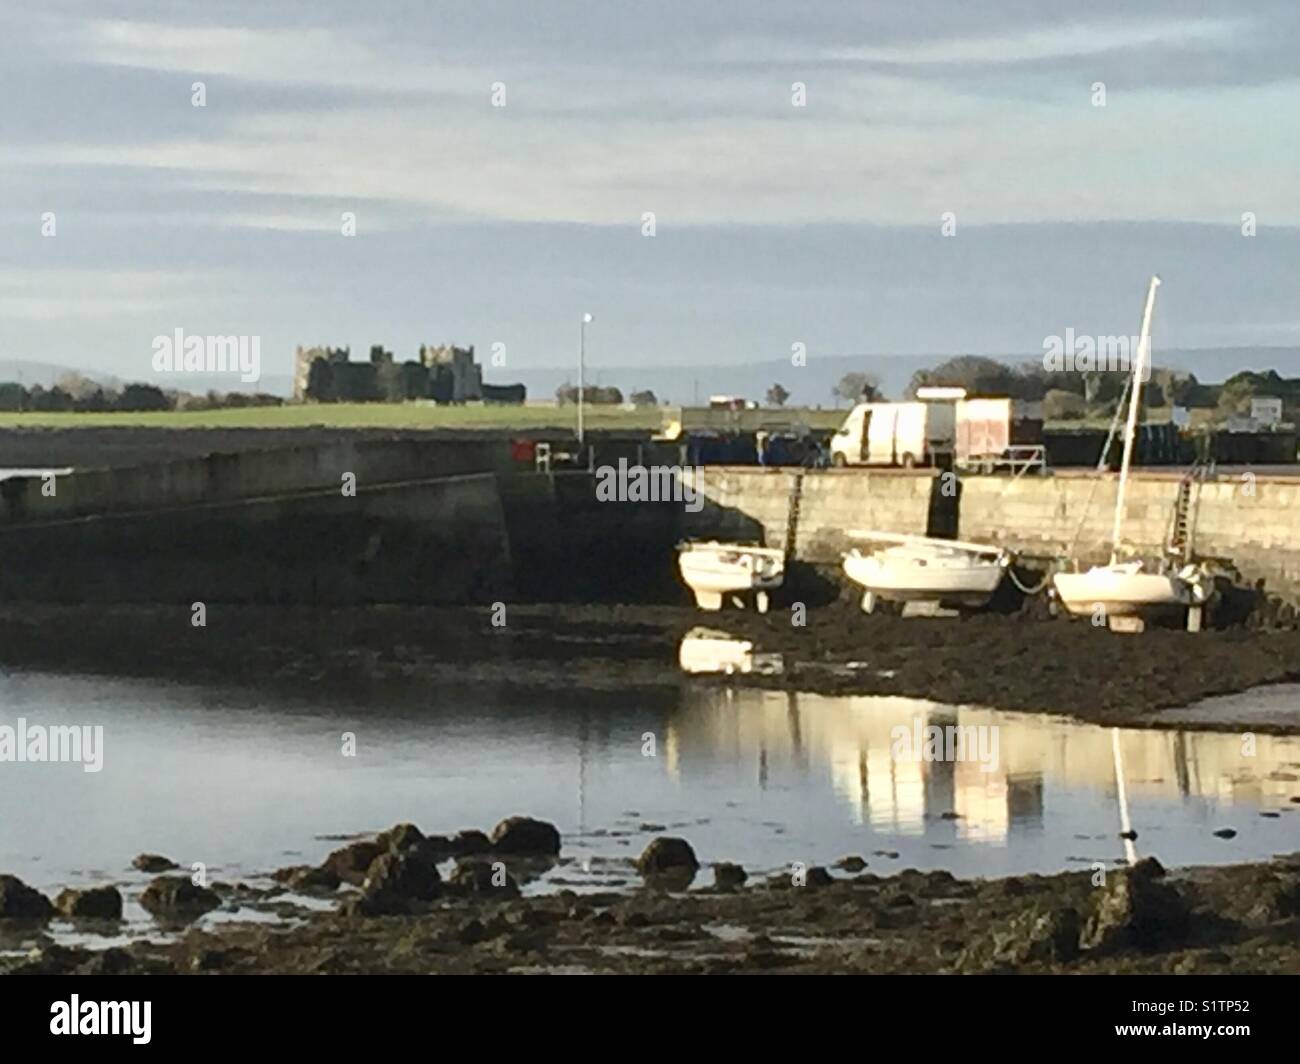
[662,676,1300,860]
[677,626,784,676]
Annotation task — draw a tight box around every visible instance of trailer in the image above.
[954,398,1047,475]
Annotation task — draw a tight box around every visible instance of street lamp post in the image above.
[578,312,593,446]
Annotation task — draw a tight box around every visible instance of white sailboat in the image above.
[842,531,1010,614]
[1051,276,1206,631]
[676,541,784,612]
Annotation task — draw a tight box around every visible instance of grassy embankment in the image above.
[0,403,663,431]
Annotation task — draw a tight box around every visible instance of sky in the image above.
[2,0,1299,397]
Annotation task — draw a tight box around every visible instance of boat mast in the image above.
[1109,275,1160,564]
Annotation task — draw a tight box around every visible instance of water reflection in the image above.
[1,670,1297,896]
[666,688,1300,850]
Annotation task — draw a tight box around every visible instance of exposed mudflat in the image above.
[5,834,1299,976]
[0,600,1298,732]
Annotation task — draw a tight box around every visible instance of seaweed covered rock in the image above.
[139,877,220,922]
[636,837,700,889]
[0,875,54,920]
[320,840,385,885]
[713,862,747,891]
[132,853,179,873]
[55,886,123,920]
[1082,858,1189,953]
[992,907,1081,966]
[347,850,443,916]
[489,817,561,856]
[448,859,520,897]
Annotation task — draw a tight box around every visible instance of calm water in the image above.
[2,670,1299,904]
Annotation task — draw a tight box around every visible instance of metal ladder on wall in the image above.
[784,469,805,559]
[1165,455,1214,564]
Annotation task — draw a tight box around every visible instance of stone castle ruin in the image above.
[293,343,523,404]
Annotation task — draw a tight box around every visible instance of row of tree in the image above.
[0,374,283,413]
[554,385,660,407]
[817,357,1295,421]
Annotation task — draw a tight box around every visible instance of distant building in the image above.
[1251,396,1284,428]
[293,342,522,405]
[419,344,482,403]
[293,345,350,401]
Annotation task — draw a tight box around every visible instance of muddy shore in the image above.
[3,819,1298,975]
[1,600,1298,732]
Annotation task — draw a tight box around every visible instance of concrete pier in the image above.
[0,442,1296,606]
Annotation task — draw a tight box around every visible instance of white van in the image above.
[829,401,955,468]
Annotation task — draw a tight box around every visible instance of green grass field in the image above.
[0,403,666,431]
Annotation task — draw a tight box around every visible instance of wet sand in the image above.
[0,600,1298,732]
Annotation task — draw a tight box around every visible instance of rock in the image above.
[713,862,747,891]
[457,918,489,945]
[1081,862,1189,953]
[132,854,178,873]
[272,864,341,891]
[450,830,492,856]
[359,850,442,910]
[0,875,54,920]
[490,817,561,856]
[991,907,1081,966]
[321,840,384,885]
[448,859,520,897]
[139,877,221,921]
[803,866,834,888]
[190,948,230,972]
[1133,856,1166,879]
[54,886,122,920]
[499,931,547,954]
[636,837,700,877]
[76,948,134,975]
[1213,828,1238,840]
[835,856,868,872]
[1244,877,1300,925]
[375,823,426,853]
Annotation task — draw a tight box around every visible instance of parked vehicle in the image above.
[954,398,1046,474]
[829,402,955,468]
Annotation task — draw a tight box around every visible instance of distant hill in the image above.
[0,360,122,390]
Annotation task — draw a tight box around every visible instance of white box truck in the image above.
[829,401,955,468]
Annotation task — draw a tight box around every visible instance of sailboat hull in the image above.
[677,542,784,611]
[843,544,1005,607]
[1052,566,1191,618]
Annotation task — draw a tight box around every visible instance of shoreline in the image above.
[4,819,1298,975]
[1,601,1299,734]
